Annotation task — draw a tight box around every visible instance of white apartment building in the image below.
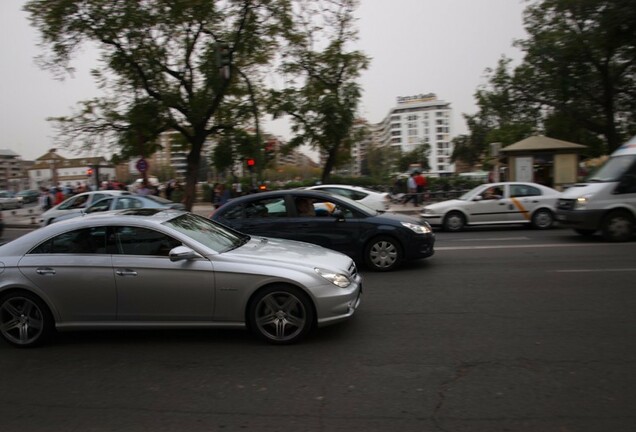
[373,93,454,176]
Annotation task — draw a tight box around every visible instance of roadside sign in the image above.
[136,158,149,173]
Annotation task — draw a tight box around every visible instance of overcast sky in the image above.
[0,0,528,161]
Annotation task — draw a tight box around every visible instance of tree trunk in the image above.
[183,138,204,211]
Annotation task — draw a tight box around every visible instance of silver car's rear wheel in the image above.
[0,292,53,348]
[248,286,314,344]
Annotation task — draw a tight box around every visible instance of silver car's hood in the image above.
[225,236,352,272]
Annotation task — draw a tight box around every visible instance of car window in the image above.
[86,197,114,213]
[115,197,143,210]
[58,194,89,210]
[510,185,541,197]
[114,226,182,256]
[30,227,108,254]
[223,197,289,220]
[308,197,358,218]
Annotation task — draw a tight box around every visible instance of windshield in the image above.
[163,213,248,253]
[588,155,636,182]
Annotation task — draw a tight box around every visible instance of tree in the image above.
[268,0,369,183]
[25,0,289,210]
[514,0,636,153]
[457,0,636,162]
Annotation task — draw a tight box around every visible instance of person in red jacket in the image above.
[414,172,427,205]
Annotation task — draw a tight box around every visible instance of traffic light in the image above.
[87,168,94,177]
[246,158,255,173]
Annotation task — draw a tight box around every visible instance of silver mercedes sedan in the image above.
[0,209,362,347]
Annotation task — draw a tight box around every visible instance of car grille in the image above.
[557,199,576,211]
[348,261,358,279]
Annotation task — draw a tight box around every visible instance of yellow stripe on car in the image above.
[511,198,530,220]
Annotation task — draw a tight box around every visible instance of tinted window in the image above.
[114,226,182,256]
[30,227,108,254]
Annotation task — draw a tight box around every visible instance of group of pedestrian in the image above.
[402,171,427,206]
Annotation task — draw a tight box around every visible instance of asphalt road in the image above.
[0,227,634,431]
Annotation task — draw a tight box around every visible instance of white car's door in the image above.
[507,184,545,224]
[466,185,511,224]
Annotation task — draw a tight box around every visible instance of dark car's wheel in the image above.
[601,210,634,242]
[364,236,401,272]
[248,285,315,345]
[531,209,554,229]
[443,211,465,232]
[0,291,54,348]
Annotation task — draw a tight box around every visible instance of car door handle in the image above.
[116,269,138,277]
[36,268,56,275]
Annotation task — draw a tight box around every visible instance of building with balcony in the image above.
[373,93,454,176]
[0,149,27,191]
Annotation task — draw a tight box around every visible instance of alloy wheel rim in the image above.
[0,297,44,345]
[255,292,306,341]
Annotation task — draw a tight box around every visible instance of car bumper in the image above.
[556,209,604,230]
[420,213,443,226]
[403,233,436,260]
[316,278,362,327]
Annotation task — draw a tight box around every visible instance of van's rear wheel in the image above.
[601,210,634,242]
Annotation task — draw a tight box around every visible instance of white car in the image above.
[39,190,132,226]
[0,190,22,210]
[304,185,390,211]
[421,182,561,231]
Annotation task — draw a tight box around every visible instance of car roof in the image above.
[223,189,341,203]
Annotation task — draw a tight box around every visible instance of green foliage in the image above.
[24,0,291,210]
[457,0,636,165]
[268,0,369,183]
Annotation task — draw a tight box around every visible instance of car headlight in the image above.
[401,221,432,234]
[574,195,591,210]
[422,207,434,214]
[315,268,351,288]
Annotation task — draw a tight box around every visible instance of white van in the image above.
[556,135,636,241]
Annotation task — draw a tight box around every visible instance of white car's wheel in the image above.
[601,210,634,242]
[443,211,465,232]
[531,209,554,229]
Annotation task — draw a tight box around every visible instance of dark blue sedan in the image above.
[211,190,435,271]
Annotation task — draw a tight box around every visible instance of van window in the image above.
[588,155,636,182]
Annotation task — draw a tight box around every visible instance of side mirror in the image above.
[169,245,202,262]
[332,209,345,220]
[473,195,483,202]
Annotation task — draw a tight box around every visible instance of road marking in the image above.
[445,237,530,242]
[553,268,636,273]
[436,243,634,251]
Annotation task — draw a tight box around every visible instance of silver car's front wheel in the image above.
[248,286,314,344]
[0,292,53,348]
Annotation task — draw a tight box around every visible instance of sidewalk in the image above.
[3,202,421,229]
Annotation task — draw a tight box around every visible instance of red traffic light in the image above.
[246,158,255,167]
[87,168,94,176]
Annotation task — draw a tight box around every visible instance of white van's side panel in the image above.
[556,136,636,241]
